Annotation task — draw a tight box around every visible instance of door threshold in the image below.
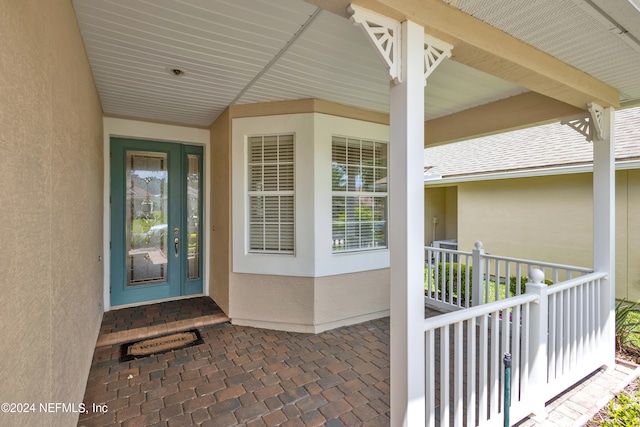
[109,294,205,311]
[96,311,229,347]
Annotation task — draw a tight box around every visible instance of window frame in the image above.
[247,133,295,254]
[331,135,388,254]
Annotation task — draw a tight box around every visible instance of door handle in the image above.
[174,237,179,257]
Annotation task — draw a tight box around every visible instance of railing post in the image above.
[526,269,548,419]
[472,241,485,306]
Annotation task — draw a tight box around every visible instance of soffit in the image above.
[72,0,526,127]
[444,0,640,104]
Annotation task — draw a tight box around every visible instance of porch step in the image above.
[95,312,230,347]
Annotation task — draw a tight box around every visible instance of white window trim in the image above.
[232,114,315,277]
[313,114,390,277]
[232,113,391,278]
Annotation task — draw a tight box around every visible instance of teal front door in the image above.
[110,138,203,306]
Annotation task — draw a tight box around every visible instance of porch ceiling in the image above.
[444,0,640,105]
[72,0,640,131]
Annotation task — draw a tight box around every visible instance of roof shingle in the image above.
[424,106,640,179]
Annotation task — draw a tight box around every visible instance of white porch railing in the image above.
[423,268,608,426]
[543,271,608,400]
[425,241,593,311]
[425,246,473,310]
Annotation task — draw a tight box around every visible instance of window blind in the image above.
[248,134,295,253]
[331,136,387,252]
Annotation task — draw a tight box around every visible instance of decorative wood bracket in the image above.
[561,115,592,141]
[349,5,453,87]
[588,102,604,141]
[423,35,452,87]
[349,4,402,84]
[560,102,605,142]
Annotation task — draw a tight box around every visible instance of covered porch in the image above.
[77,296,638,426]
[3,0,640,426]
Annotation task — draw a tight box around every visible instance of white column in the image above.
[593,107,615,368]
[389,19,426,427]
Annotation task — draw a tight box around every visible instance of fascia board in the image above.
[424,160,640,186]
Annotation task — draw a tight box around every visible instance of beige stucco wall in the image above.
[445,186,458,239]
[616,171,629,299]
[230,269,389,333]
[424,186,458,245]
[209,109,231,314]
[0,1,104,426]
[458,174,594,264]
[229,274,316,331]
[313,269,390,329]
[424,187,446,245]
[453,171,638,300]
[626,169,640,300]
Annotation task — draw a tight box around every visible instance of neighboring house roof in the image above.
[424,106,640,182]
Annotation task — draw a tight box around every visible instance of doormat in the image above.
[120,329,204,362]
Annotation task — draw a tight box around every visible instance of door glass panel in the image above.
[126,151,168,286]
[187,154,201,280]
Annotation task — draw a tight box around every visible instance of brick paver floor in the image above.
[79,299,640,426]
[79,317,391,426]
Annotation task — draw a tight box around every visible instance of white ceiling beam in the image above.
[424,92,584,146]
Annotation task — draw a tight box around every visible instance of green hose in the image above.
[504,353,512,427]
